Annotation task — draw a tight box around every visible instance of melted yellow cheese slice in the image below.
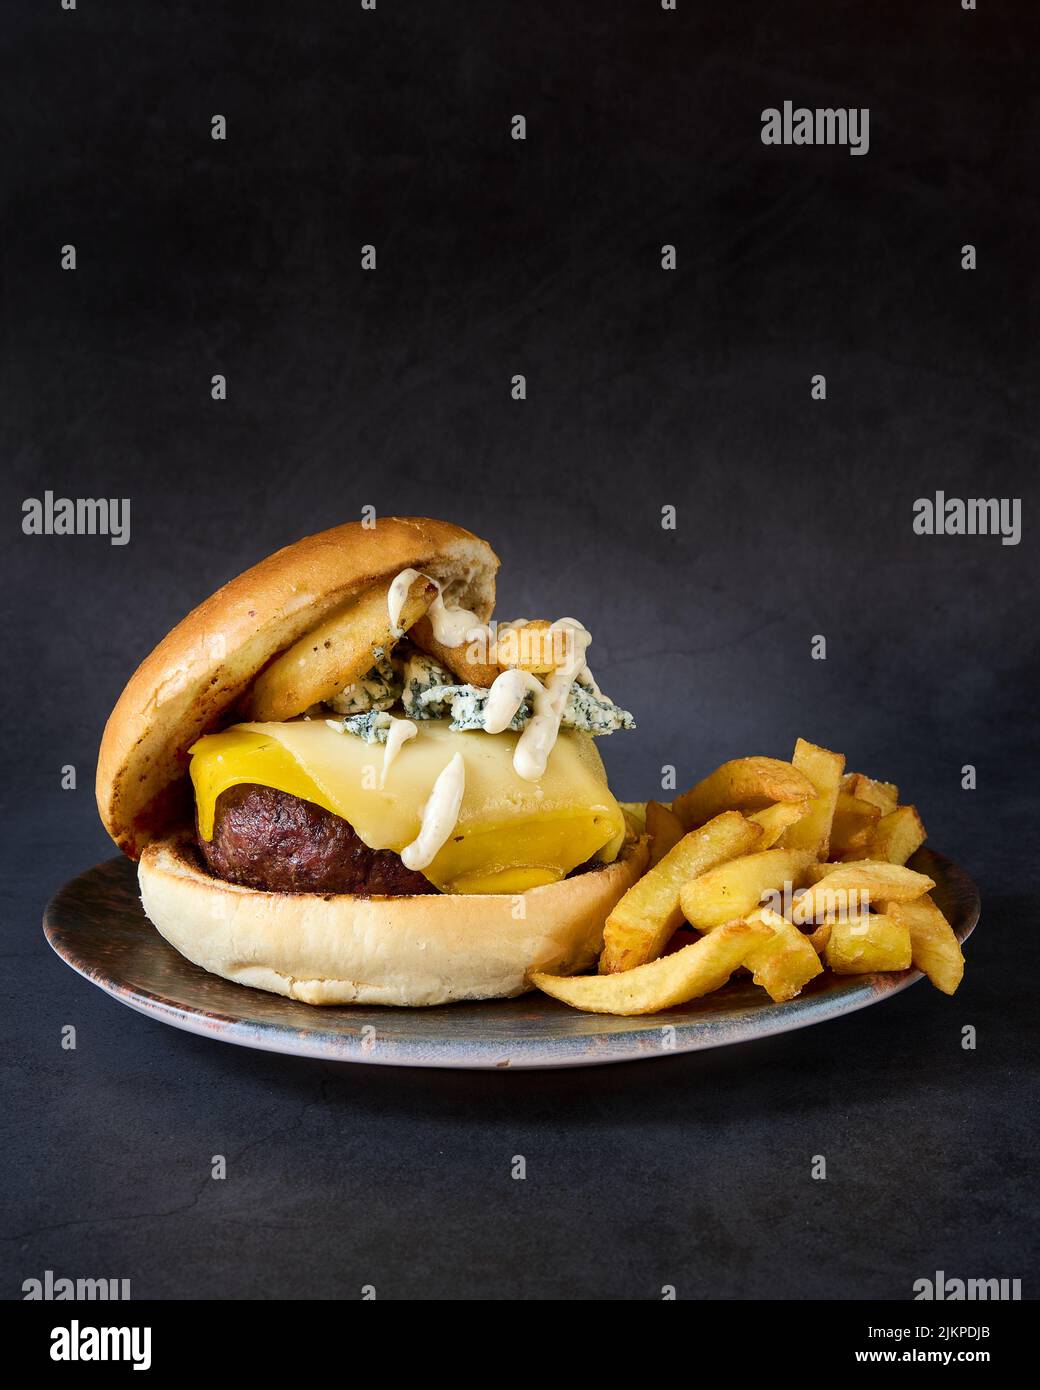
[189,719,625,894]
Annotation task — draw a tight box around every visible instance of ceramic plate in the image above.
[44,849,978,1070]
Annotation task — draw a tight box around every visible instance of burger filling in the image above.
[199,783,437,896]
[190,718,630,896]
[188,596,637,898]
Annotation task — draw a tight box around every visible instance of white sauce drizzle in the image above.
[483,668,543,734]
[388,570,601,783]
[387,569,419,637]
[388,567,489,649]
[379,716,417,789]
[400,752,466,871]
[483,619,592,781]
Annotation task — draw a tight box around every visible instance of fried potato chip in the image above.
[824,914,912,974]
[533,919,773,1016]
[842,773,899,816]
[410,613,500,688]
[494,619,574,673]
[645,800,685,867]
[672,757,816,829]
[778,738,845,859]
[854,805,927,865]
[246,575,437,722]
[599,812,762,974]
[830,792,881,856]
[743,908,824,1002]
[802,861,845,885]
[679,848,814,931]
[747,800,811,848]
[808,921,832,955]
[794,860,935,923]
[886,894,964,995]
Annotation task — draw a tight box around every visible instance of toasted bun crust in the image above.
[97,518,498,856]
[138,835,649,1006]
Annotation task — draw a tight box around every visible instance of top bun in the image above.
[97,517,499,856]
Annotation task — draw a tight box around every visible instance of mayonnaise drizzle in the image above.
[387,569,419,637]
[400,752,466,871]
[379,716,417,788]
[482,668,543,734]
[483,619,591,781]
[388,569,601,783]
[388,567,489,648]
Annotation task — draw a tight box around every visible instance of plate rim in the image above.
[43,849,979,1071]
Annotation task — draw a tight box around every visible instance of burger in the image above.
[96,518,647,1006]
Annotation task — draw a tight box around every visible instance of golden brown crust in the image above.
[97,518,498,856]
[138,834,650,1006]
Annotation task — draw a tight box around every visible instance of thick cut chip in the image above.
[645,800,685,867]
[679,848,814,931]
[410,613,500,688]
[842,773,899,816]
[824,914,912,974]
[808,921,832,955]
[802,860,847,885]
[747,800,811,848]
[246,576,437,722]
[778,739,845,859]
[743,908,824,1003]
[495,619,572,673]
[599,812,762,974]
[794,860,935,924]
[830,792,881,856]
[533,920,773,1016]
[854,805,926,865]
[672,757,816,829]
[886,894,964,995]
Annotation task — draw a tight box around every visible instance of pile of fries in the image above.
[532,738,965,1016]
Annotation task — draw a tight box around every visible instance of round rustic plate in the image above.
[44,849,978,1070]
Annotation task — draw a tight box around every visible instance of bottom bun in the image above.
[138,834,649,1006]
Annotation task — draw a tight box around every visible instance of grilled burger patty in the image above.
[197,783,439,896]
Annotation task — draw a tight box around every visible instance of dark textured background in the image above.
[2,1,1038,1299]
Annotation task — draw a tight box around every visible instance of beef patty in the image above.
[197,783,439,896]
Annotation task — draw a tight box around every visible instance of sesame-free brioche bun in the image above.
[97,518,498,856]
[138,834,649,1006]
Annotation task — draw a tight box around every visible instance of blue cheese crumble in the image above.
[326,710,393,743]
[329,649,402,715]
[328,646,635,739]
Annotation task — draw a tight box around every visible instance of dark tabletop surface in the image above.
[2,1,1038,1299]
